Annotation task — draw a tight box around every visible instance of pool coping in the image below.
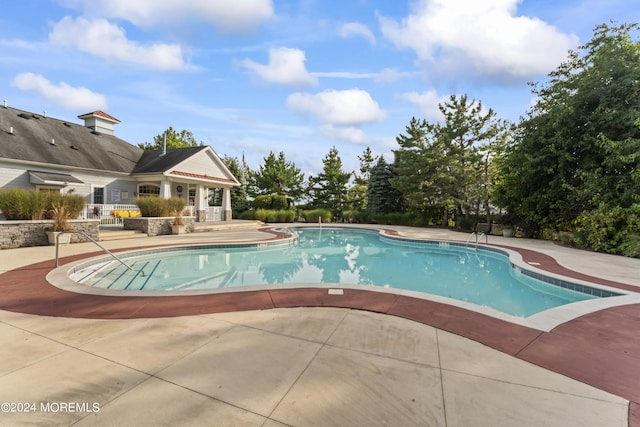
[0,224,639,422]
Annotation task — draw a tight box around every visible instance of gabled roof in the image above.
[0,106,240,186]
[0,106,142,173]
[132,146,208,173]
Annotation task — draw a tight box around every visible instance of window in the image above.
[36,187,61,194]
[138,184,160,197]
[188,188,196,206]
[93,186,104,204]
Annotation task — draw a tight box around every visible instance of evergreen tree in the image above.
[308,146,351,220]
[389,117,439,214]
[223,156,250,212]
[249,151,305,205]
[437,95,505,220]
[355,146,376,186]
[391,97,507,226]
[346,146,377,212]
[366,156,403,214]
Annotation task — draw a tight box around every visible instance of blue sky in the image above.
[1,0,638,176]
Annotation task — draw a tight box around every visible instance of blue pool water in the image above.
[71,227,612,317]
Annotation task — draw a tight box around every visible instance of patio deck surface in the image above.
[0,223,638,426]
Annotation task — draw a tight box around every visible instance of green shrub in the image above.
[238,210,258,220]
[620,233,640,258]
[0,189,85,220]
[0,188,31,219]
[241,208,297,223]
[62,194,85,218]
[301,209,332,223]
[25,191,48,220]
[0,188,43,219]
[252,195,273,210]
[253,209,291,222]
[135,197,187,217]
[352,210,370,223]
[342,210,369,223]
[276,209,295,222]
[271,195,288,210]
[455,215,478,232]
[574,203,640,256]
[166,197,186,216]
[253,194,288,210]
[49,201,72,231]
[136,197,168,217]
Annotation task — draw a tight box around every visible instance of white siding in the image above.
[0,165,31,189]
[0,162,138,204]
[176,150,232,181]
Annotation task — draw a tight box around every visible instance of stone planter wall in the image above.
[0,220,99,249]
[123,217,195,236]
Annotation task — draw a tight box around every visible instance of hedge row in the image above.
[0,188,84,220]
[239,209,296,222]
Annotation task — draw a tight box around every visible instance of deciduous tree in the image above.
[495,23,640,235]
[138,126,201,150]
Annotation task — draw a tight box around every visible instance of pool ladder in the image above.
[466,222,491,247]
[54,230,142,275]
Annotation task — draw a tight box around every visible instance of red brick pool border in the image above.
[0,234,638,424]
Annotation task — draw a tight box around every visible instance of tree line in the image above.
[143,23,640,257]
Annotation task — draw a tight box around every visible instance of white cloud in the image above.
[379,0,579,78]
[49,16,185,70]
[337,22,376,45]
[316,124,368,144]
[399,89,448,121]
[59,0,274,33]
[312,71,378,79]
[375,68,405,83]
[286,89,386,125]
[240,47,318,87]
[11,73,108,110]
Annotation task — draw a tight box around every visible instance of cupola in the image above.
[77,110,120,135]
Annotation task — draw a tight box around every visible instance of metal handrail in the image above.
[466,230,487,247]
[54,230,140,275]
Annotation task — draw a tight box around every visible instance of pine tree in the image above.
[308,147,352,220]
[366,156,403,214]
[249,151,305,205]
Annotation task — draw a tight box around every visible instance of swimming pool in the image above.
[68,227,620,318]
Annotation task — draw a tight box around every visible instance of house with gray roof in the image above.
[0,102,239,222]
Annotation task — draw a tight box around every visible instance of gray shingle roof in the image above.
[0,106,143,173]
[133,146,208,173]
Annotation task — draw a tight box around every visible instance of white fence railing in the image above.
[82,204,223,224]
[84,204,139,225]
[181,206,222,221]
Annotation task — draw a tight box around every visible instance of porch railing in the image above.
[84,204,139,225]
[82,204,222,224]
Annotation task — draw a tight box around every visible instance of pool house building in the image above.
[0,102,240,224]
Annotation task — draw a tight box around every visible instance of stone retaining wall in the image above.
[123,217,195,236]
[0,220,99,249]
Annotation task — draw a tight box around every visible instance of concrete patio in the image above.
[0,224,638,426]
